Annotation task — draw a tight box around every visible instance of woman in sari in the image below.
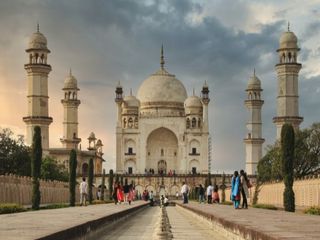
[117,183,124,203]
[231,171,241,209]
[128,184,134,205]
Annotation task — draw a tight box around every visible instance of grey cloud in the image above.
[0,0,318,172]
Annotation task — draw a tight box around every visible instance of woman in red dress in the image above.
[117,183,124,203]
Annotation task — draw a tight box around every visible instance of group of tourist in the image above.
[144,168,176,176]
[112,182,135,205]
[198,182,220,204]
[231,169,251,209]
[79,171,251,209]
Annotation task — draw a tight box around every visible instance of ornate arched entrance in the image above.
[158,160,167,174]
[146,127,178,173]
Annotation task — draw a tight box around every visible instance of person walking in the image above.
[181,182,189,204]
[231,171,241,209]
[149,190,154,206]
[240,169,249,209]
[123,181,130,204]
[206,182,213,204]
[198,184,205,204]
[79,178,88,206]
[212,185,220,203]
[112,182,118,205]
[117,183,124,204]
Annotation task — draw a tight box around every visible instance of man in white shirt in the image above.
[206,182,213,204]
[180,182,189,204]
[80,178,88,206]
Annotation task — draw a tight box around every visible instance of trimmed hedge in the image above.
[0,204,26,214]
[304,206,320,215]
[252,204,278,210]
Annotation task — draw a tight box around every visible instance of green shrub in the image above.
[304,206,320,215]
[91,200,113,205]
[31,126,42,210]
[0,203,26,214]
[220,201,233,206]
[69,149,77,206]
[40,203,69,210]
[88,158,94,204]
[252,204,278,210]
[281,124,295,212]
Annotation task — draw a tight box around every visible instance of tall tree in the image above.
[31,126,42,210]
[101,169,105,201]
[88,158,94,204]
[109,169,114,200]
[281,124,295,212]
[0,128,31,176]
[69,149,77,206]
[41,156,69,182]
[220,173,226,203]
[257,122,320,182]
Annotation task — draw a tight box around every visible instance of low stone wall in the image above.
[224,175,320,208]
[0,174,80,205]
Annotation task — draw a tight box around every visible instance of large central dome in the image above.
[137,47,188,117]
[137,68,187,103]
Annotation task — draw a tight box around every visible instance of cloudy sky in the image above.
[0,0,319,173]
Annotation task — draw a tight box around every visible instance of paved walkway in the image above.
[176,201,320,240]
[167,205,227,239]
[0,201,148,240]
[95,206,159,239]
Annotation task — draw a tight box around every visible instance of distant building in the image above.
[22,25,104,176]
[244,25,304,174]
[115,47,210,174]
[273,24,303,139]
[244,70,264,175]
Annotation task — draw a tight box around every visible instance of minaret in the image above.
[23,24,52,149]
[244,70,264,175]
[201,81,210,132]
[273,23,303,139]
[60,70,81,149]
[115,82,123,173]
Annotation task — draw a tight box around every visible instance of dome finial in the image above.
[130,88,132,96]
[287,21,290,32]
[69,68,72,76]
[193,88,195,96]
[160,44,165,69]
[253,68,256,77]
[37,22,39,32]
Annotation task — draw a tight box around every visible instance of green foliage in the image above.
[0,203,26,214]
[258,123,320,183]
[40,203,69,210]
[120,175,123,186]
[0,128,31,176]
[281,124,295,212]
[0,129,31,176]
[92,200,113,204]
[109,169,114,200]
[101,169,105,201]
[257,144,282,182]
[88,158,94,204]
[304,206,320,215]
[220,173,226,203]
[69,149,77,206]
[252,180,262,205]
[115,174,119,185]
[31,126,42,210]
[252,204,278,210]
[41,157,68,182]
[32,179,41,210]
